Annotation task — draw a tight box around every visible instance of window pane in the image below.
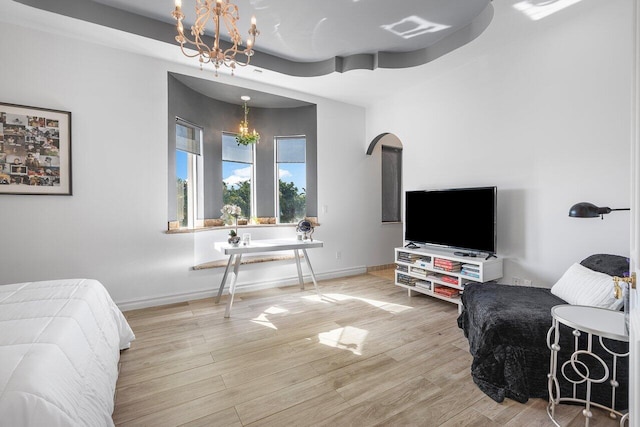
[277,137,306,224]
[223,161,252,218]
[382,145,402,222]
[222,133,254,219]
[176,149,188,227]
[222,133,252,163]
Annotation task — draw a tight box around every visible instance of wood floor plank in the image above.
[113,271,582,426]
[244,390,350,427]
[234,376,336,425]
[315,376,441,426]
[178,407,243,427]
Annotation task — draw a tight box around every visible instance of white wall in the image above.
[367,0,634,287]
[0,10,401,309]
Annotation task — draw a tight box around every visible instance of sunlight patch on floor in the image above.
[250,306,289,329]
[304,293,413,314]
[318,326,369,355]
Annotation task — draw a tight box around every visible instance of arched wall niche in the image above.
[366,132,403,155]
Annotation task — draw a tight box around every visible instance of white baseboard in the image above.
[116,266,367,311]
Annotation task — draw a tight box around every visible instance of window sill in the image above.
[166,217,319,234]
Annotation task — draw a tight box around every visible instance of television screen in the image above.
[405,186,496,254]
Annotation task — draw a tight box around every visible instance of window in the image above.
[175,119,203,228]
[222,132,254,218]
[276,136,306,223]
[381,145,402,222]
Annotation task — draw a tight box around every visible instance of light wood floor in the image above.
[113,270,621,426]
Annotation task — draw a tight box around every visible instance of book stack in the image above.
[411,267,428,277]
[397,252,422,264]
[433,258,461,273]
[396,264,408,273]
[415,280,432,292]
[397,273,418,286]
[440,275,459,285]
[461,264,480,278]
[433,285,460,298]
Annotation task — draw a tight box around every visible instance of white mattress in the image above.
[0,278,135,426]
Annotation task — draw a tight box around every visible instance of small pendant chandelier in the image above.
[172,0,260,76]
[236,96,260,145]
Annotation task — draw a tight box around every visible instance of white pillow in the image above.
[551,263,623,310]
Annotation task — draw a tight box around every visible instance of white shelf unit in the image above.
[395,246,503,313]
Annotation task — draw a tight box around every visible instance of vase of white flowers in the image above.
[221,204,242,225]
[221,204,242,246]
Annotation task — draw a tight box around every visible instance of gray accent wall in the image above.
[168,74,317,221]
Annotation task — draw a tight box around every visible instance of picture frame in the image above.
[0,102,72,195]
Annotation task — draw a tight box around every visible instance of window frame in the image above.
[275,135,307,224]
[175,117,204,229]
[222,131,256,220]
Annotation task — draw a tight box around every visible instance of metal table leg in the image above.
[224,253,243,318]
[294,249,305,290]
[302,248,322,298]
[215,254,234,304]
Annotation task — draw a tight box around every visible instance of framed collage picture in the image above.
[0,103,72,195]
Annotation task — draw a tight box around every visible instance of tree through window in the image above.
[276,136,306,223]
[222,132,254,219]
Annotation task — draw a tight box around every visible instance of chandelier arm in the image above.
[178,44,211,60]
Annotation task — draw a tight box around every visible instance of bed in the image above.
[0,278,135,426]
[457,254,629,408]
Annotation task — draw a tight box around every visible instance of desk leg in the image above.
[224,254,243,318]
[295,249,305,290]
[302,248,322,298]
[215,255,234,304]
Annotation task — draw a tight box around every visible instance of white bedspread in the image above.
[0,278,135,426]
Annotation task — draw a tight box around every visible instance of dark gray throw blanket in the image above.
[457,283,629,409]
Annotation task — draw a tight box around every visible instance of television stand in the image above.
[394,246,503,313]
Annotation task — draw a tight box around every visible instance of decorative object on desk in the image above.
[0,102,72,195]
[296,219,314,241]
[242,233,251,246]
[568,202,630,220]
[171,0,260,77]
[228,229,240,246]
[235,96,260,145]
[221,204,242,225]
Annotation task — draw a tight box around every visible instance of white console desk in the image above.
[214,239,323,317]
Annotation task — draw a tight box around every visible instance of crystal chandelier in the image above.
[172,0,260,76]
[236,96,260,145]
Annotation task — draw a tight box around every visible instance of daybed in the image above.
[457,254,629,408]
[0,278,135,426]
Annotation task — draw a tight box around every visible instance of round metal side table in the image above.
[546,305,629,427]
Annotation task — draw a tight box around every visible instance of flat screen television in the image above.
[405,186,497,255]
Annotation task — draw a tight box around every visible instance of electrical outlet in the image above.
[523,279,532,286]
[336,251,342,260]
[513,277,522,286]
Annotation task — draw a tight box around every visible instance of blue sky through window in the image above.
[176,150,188,180]
[279,162,306,192]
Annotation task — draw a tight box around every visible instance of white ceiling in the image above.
[2,0,559,108]
[91,0,490,63]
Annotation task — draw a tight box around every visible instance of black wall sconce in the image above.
[568,202,630,220]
